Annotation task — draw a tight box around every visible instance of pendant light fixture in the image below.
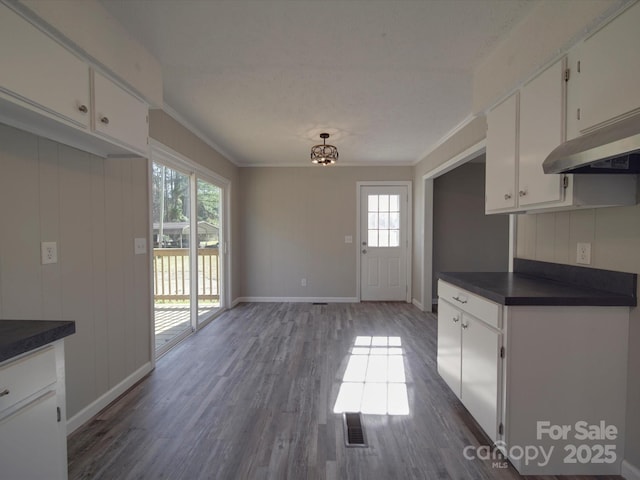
[311,133,338,166]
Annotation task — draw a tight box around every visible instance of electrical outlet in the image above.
[301,278,307,287]
[576,242,591,265]
[41,242,57,265]
[345,235,353,244]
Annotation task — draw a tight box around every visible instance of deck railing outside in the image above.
[153,248,219,301]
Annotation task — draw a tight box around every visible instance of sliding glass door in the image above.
[152,163,193,354]
[196,178,222,325]
[151,157,227,357]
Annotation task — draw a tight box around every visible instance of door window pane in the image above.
[196,179,222,324]
[368,230,378,247]
[152,163,192,354]
[368,195,379,212]
[366,194,401,248]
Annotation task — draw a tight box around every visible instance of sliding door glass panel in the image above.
[196,178,222,324]
[152,162,192,353]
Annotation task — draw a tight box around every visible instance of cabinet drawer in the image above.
[438,280,501,329]
[0,347,56,413]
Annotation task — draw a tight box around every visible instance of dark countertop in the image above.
[0,320,76,363]
[439,272,636,306]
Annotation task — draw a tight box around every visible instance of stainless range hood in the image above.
[543,115,640,174]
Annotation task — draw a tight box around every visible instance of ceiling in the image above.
[99,0,536,167]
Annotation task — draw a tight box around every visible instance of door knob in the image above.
[362,241,367,246]
[362,249,367,254]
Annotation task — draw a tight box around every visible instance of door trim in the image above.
[419,139,518,313]
[356,181,412,303]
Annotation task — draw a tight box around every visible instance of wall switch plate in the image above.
[134,238,147,255]
[576,242,591,265]
[301,278,307,287]
[41,241,57,264]
[345,235,353,244]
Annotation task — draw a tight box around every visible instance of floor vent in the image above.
[343,412,367,447]
[312,302,328,305]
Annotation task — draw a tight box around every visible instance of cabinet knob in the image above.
[461,323,469,329]
[0,388,9,397]
[453,316,459,323]
[78,104,88,114]
[100,116,110,125]
[519,190,527,197]
[504,193,511,200]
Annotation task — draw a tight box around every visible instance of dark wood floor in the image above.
[67,302,622,480]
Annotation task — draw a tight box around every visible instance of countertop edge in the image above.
[0,321,76,364]
[438,273,636,307]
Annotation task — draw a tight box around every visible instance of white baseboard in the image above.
[230,297,243,308]
[623,459,640,480]
[66,362,153,434]
[412,298,425,311]
[234,296,358,304]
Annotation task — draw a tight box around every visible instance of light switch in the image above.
[345,235,353,244]
[134,238,147,255]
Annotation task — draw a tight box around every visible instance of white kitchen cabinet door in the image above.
[437,300,462,399]
[0,391,66,480]
[93,70,148,155]
[518,59,565,207]
[461,313,501,443]
[576,2,640,132]
[486,94,518,212]
[0,5,90,129]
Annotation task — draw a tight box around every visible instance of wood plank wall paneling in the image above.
[0,123,151,419]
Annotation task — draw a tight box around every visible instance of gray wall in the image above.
[432,161,508,298]
[412,115,487,306]
[238,166,412,298]
[148,109,242,303]
[516,193,640,469]
[0,123,150,418]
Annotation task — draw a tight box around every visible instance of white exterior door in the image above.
[360,185,408,301]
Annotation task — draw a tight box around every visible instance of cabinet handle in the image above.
[100,116,110,125]
[78,104,88,114]
[461,323,469,329]
[519,190,527,197]
[452,295,467,304]
[452,316,459,323]
[0,388,9,397]
[504,193,511,200]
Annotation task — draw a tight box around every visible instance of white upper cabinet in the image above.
[0,4,148,158]
[486,59,567,214]
[518,59,565,207]
[486,94,518,212]
[571,2,640,133]
[0,6,90,129]
[93,70,148,155]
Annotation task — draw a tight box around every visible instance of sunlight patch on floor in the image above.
[333,336,409,415]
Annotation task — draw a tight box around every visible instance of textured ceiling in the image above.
[99,0,536,166]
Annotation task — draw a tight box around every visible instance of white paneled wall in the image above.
[0,123,151,418]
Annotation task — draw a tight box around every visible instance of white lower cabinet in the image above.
[460,313,501,443]
[437,284,503,444]
[0,342,68,480]
[437,280,629,475]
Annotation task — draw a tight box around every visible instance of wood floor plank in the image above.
[67,302,622,480]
